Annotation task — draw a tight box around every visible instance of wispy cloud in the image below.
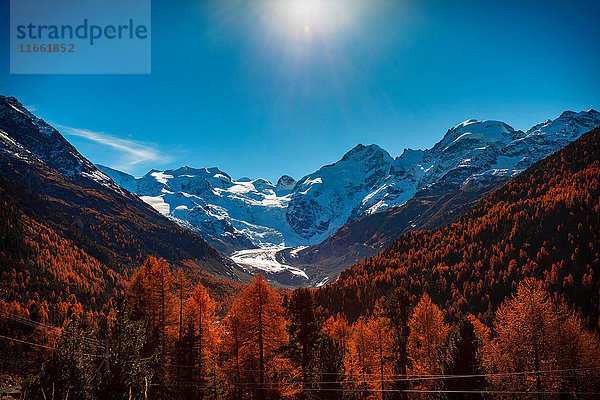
[25,105,39,112]
[58,125,170,170]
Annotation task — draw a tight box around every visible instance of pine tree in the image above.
[127,256,175,352]
[127,256,175,399]
[368,314,393,400]
[188,282,218,397]
[95,295,151,400]
[314,334,344,400]
[493,278,558,398]
[174,269,192,341]
[444,319,485,400]
[172,320,199,400]
[407,294,448,393]
[492,278,600,398]
[381,288,411,400]
[28,317,95,400]
[346,317,376,399]
[222,274,290,399]
[222,302,245,400]
[286,288,319,398]
[324,314,352,356]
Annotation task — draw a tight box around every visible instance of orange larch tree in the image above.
[221,274,293,399]
[192,283,218,386]
[324,313,352,356]
[407,294,448,392]
[491,278,600,398]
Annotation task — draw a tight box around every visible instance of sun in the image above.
[289,0,325,27]
[266,0,357,37]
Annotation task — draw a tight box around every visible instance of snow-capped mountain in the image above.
[97,143,398,253]
[3,93,598,287]
[355,111,600,217]
[98,164,291,252]
[99,109,600,262]
[285,144,394,242]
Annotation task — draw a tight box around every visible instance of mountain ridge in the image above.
[98,111,600,281]
[5,93,597,288]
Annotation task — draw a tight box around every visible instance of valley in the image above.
[2,1,598,396]
[99,110,600,287]
[2,94,600,399]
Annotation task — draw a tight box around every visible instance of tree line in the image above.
[17,256,600,400]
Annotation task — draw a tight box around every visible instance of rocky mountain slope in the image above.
[0,95,241,281]
[279,175,507,286]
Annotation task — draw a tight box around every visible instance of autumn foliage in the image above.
[2,130,600,398]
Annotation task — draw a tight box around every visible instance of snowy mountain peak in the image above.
[340,143,392,164]
[557,109,599,120]
[526,109,600,138]
[451,118,479,130]
[284,143,395,241]
[440,119,516,151]
[1,96,59,140]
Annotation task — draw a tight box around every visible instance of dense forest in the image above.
[0,174,240,390]
[2,128,600,398]
[1,257,598,399]
[0,173,240,317]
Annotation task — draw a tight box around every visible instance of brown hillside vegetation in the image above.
[0,176,240,382]
[315,127,600,328]
[13,259,600,399]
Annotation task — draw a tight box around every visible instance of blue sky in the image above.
[1,0,599,183]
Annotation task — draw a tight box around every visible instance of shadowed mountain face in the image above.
[0,95,241,281]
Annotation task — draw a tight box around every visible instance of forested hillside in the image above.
[0,175,240,383]
[7,257,599,399]
[0,95,241,282]
[315,127,600,328]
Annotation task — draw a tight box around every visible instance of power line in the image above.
[0,333,55,350]
[157,366,599,387]
[0,333,103,358]
[152,382,600,396]
[167,364,599,380]
[0,310,105,348]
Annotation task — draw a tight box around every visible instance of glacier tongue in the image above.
[97,110,600,263]
[231,248,308,279]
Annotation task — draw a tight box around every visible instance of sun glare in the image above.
[266,0,359,37]
[289,0,325,26]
